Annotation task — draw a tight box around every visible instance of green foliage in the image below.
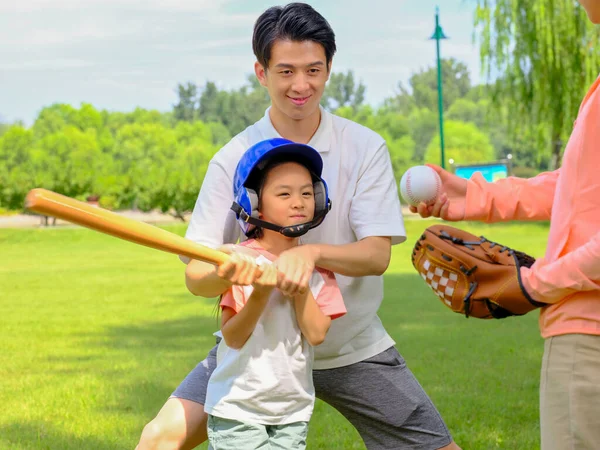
[0,122,12,137]
[425,120,495,165]
[385,58,472,114]
[196,75,271,136]
[475,0,600,168]
[0,103,214,215]
[322,71,366,111]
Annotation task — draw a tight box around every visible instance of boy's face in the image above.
[578,0,600,23]
[258,162,315,229]
[255,40,331,122]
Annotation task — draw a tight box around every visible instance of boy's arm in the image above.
[464,170,559,223]
[293,290,332,347]
[221,287,272,349]
[221,264,278,349]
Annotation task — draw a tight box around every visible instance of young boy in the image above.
[205,138,346,449]
[137,3,461,450]
[411,3,600,449]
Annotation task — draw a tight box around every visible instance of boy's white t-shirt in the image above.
[184,106,407,369]
[204,240,346,425]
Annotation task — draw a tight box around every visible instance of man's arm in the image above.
[185,260,231,298]
[186,248,262,298]
[182,155,264,298]
[275,237,390,297]
[307,236,391,277]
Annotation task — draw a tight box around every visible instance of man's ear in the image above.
[326,59,333,81]
[255,61,268,87]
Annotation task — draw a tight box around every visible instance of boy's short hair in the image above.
[252,2,337,69]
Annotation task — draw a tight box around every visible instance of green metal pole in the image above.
[434,7,446,169]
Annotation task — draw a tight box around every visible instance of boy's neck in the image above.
[255,231,299,256]
[269,105,321,144]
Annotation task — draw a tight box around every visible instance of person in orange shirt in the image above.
[411,3,600,449]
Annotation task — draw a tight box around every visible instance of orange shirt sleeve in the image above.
[521,231,600,304]
[464,170,559,223]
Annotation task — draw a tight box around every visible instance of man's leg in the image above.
[540,334,600,450]
[136,344,218,450]
[314,347,460,450]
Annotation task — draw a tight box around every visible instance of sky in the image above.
[0,0,481,124]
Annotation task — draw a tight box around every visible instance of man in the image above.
[137,3,461,449]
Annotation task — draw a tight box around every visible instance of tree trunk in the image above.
[549,133,563,170]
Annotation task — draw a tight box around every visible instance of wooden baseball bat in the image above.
[24,188,229,266]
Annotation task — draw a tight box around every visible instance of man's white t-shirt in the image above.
[185,106,407,369]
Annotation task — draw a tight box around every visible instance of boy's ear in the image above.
[255,61,268,87]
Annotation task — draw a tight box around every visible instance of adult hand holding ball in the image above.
[401,164,468,222]
[400,165,442,207]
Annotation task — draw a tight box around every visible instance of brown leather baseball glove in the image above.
[411,224,546,319]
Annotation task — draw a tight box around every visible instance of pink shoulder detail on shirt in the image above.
[220,285,248,313]
[314,268,346,320]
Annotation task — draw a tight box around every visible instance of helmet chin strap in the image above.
[231,202,330,238]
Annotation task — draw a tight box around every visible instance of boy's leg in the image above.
[540,334,600,450]
[268,422,309,450]
[136,344,218,450]
[314,346,457,450]
[207,415,270,450]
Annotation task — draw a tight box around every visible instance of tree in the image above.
[194,75,270,136]
[424,120,495,166]
[446,98,489,129]
[387,134,417,181]
[385,58,472,114]
[173,82,199,122]
[322,71,366,111]
[198,81,222,124]
[446,97,551,170]
[407,108,438,162]
[0,123,10,137]
[474,0,600,169]
[32,104,79,138]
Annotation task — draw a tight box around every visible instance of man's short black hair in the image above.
[252,2,336,69]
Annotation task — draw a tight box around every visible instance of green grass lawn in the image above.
[0,219,550,449]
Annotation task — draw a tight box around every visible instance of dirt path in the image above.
[0,210,191,229]
[0,207,418,229]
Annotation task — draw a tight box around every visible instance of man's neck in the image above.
[269,106,321,144]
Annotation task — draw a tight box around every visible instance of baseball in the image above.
[399,165,442,207]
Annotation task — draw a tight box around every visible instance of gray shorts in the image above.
[172,345,452,450]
